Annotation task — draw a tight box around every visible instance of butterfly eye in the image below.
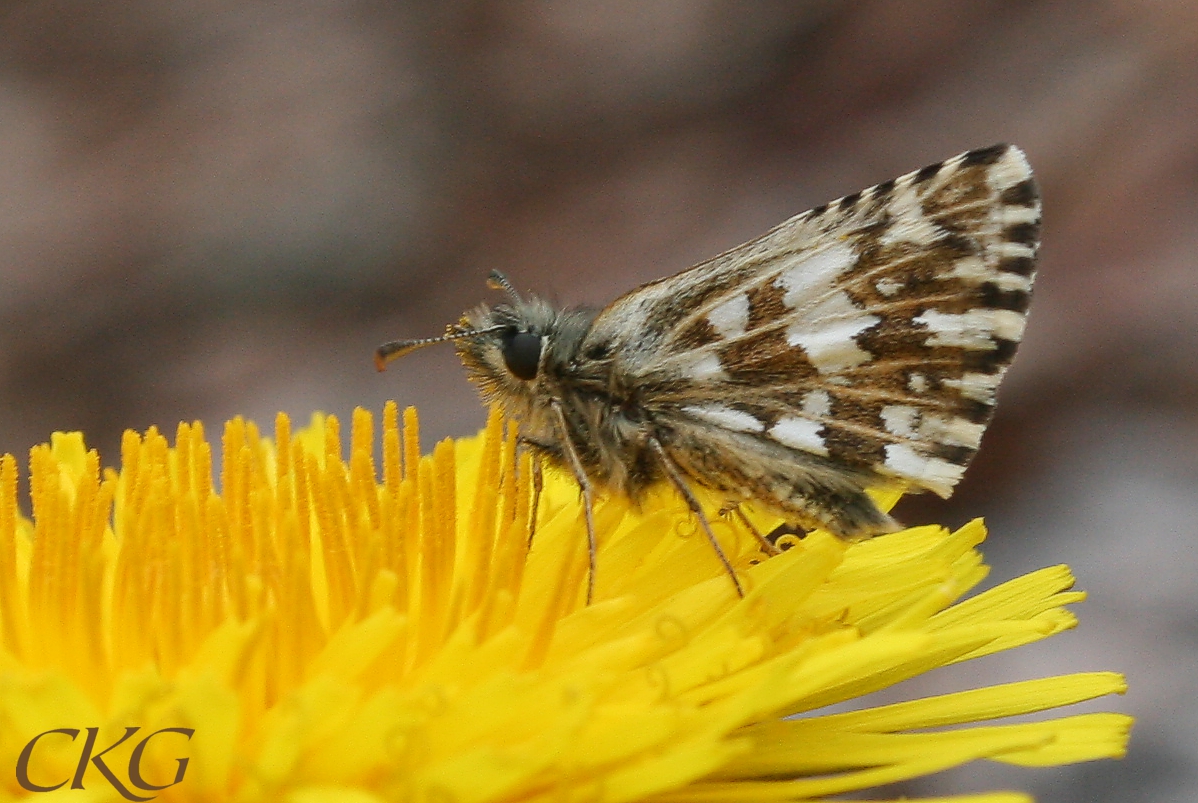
[501,330,543,381]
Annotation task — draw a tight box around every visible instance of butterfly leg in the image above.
[648,438,745,598]
[528,454,544,549]
[550,402,598,605]
[725,506,782,556]
[515,435,553,550]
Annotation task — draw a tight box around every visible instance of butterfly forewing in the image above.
[585,144,1040,502]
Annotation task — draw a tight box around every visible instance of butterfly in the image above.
[376,144,1040,603]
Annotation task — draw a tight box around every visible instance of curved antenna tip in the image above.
[374,339,429,371]
[486,270,521,301]
[374,325,508,373]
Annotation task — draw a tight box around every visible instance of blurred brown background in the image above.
[0,1,1192,799]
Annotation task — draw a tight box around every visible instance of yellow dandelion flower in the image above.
[0,403,1130,802]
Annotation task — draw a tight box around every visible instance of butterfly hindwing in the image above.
[586,144,1040,500]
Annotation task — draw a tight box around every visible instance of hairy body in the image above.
[377,144,1041,601]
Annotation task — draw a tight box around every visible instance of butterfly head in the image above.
[375,271,592,409]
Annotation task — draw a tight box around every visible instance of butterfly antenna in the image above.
[487,270,522,302]
[374,325,506,372]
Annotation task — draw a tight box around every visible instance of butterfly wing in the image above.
[582,144,1039,527]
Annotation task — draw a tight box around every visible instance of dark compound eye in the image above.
[501,330,543,380]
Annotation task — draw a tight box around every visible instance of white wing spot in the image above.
[802,389,831,417]
[774,242,877,373]
[876,277,903,296]
[1003,205,1040,224]
[683,353,727,380]
[915,308,1026,349]
[986,147,1033,192]
[947,257,1033,292]
[881,406,983,449]
[883,443,964,497]
[769,417,828,456]
[920,414,986,448]
[682,404,763,433]
[908,372,929,393]
[942,372,1002,404]
[879,190,942,246]
[706,292,751,338]
[996,241,1036,260]
[784,294,879,372]
[943,256,988,284]
[881,405,919,437]
[775,242,858,302]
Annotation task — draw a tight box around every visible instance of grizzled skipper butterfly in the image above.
[376,144,1040,603]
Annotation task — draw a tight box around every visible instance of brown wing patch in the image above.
[746,280,790,331]
[718,327,818,384]
[672,316,721,350]
[821,395,888,470]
